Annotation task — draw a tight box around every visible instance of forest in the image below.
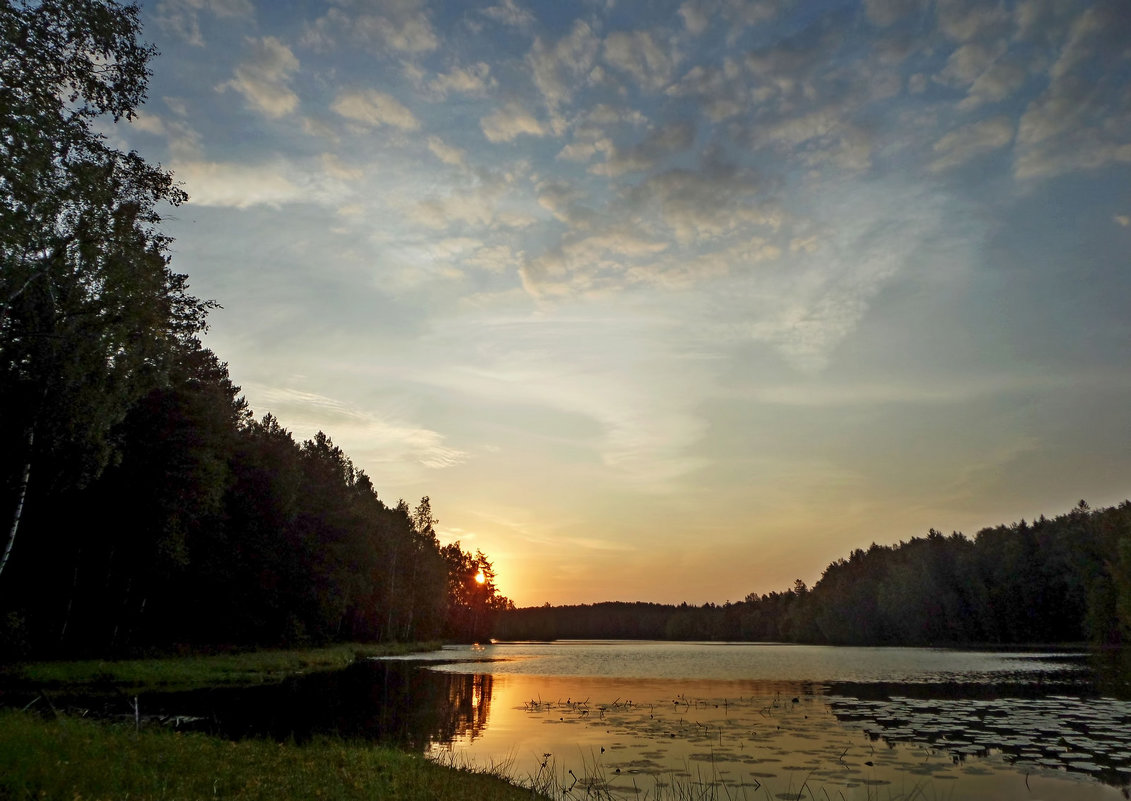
[0,0,511,659]
[496,499,1131,646]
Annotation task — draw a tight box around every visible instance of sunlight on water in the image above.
[393,642,1131,800]
[420,640,1082,682]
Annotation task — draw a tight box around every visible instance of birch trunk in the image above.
[0,425,34,581]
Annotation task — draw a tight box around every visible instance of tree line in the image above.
[496,500,1131,646]
[0,0,510,659]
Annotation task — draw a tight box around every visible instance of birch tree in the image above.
[1,0,207,580]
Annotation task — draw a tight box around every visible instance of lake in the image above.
[385,641,1131,800]
[31,640,1131,799]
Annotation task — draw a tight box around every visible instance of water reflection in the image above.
[425,671,1131,800]
[46,660,495,750]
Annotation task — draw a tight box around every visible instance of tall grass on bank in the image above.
[0,642,440,693]
[0,710,545,801]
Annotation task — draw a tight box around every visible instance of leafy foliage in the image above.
[1,0,209,584]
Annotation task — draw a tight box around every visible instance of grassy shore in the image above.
[0,641,440,693]
[0,710,543,801]
[0,644,548,800]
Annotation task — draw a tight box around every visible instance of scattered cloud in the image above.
[217,36,299,118]
[677,0,777,36]
[625,164,780,244]
[129,111,203,160]
[667,60,747,122]
[428,62,493,97]
[331,89,420,131]
[519,225,670,297]
[247,384,466,471]
[863,0,924,27]
[603,30,680,92]
[931,115,1014,172]
[935,0,1010,42]
[596,119,696,176]
[480,101,547,143]
[303,0,437,54]
[527,19,601,128]
[1013,2,1131,180]
[427,136,467,167]
[154,0,253,46]
[482,0,534,29]
[172,160,305,208]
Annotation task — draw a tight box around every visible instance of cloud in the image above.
[596,119,695,176]
[321,153,363,181]
[625,164,780,243]
[536,180,597,226]
[745,108,875,172]
[428,62,493,97]
[959,61,1027,110]
[519,225,670,297]
[930,115,1014,172]
[172,160,305,208]
[626,235,781,289]
[217,36,300,118]
[863,0,925,27]
[602,30,680,92]
[423,314,711,489]
[427,136,467,167]
[1116,215,1130,228]
[129,111,203,160]
[556,104,647,163]
[1013,2,1131,180]
[939,42,1004,87]
[331,89,420,131]
[732,11,886,172]
[666,60,748,122]
[1048,4,1105,81]
[480,101,547,143]
[247,384,466,471]
[678,0,711,35]
[482,0,534,29]
[744,13,846,103]
[935,0,1010,42]
[720,182,966,372]
[935,40,1028,111]
[527,19,601,126]
[409,173,525,231]
[154,0,253,46]
[678,0,778,36]
[303,0,437,54]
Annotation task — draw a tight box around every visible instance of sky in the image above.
[117,0,1131,607]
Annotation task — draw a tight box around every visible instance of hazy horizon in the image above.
[122,0,1131,606]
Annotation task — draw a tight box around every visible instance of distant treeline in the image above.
[495,500,1131,646]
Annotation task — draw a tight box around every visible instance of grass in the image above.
[0,641,440,693]
[0,710,547,801]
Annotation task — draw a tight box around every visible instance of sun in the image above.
[474,570,486,585]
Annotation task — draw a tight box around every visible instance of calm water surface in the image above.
[383,641,1131,800]
[21,641,1128,799]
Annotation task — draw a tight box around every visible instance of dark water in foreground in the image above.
[11,642,1131,799]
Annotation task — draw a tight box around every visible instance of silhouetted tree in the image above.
[1,0,206,582]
